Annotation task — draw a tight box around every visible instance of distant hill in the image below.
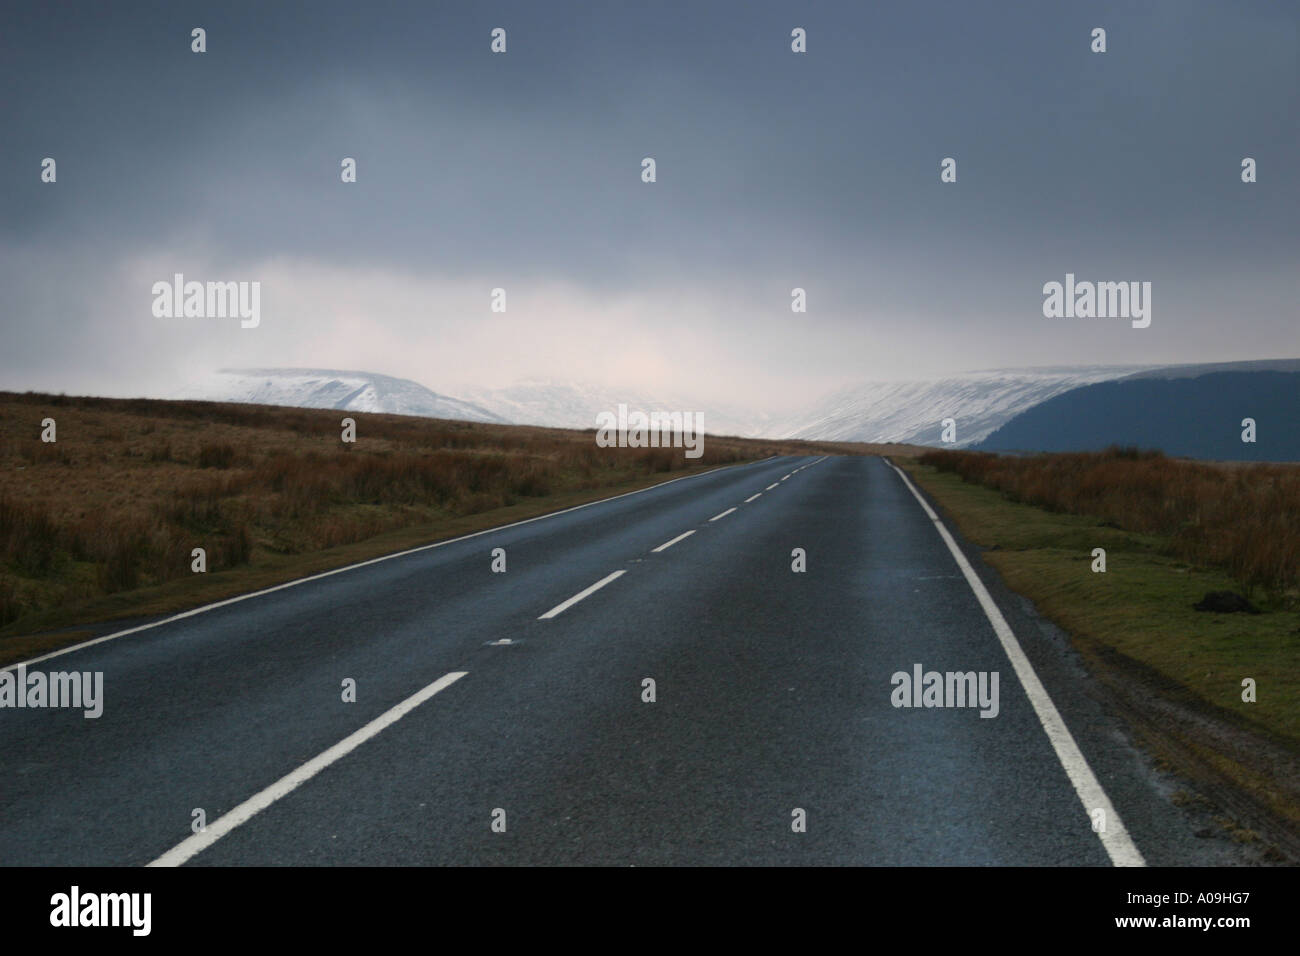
[1118,358,1300,381]
[978,368,1300,461]
[777,366,1153,447]
[182,368,508,424]
[176,361,1300,459]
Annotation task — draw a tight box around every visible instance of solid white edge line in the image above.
[147,670,467,867]
[743,493,762,503]
[708,507,737,522]
[537,570,626,620]
[6,456,793,674]
[651,530,696,553]
[885,459,1146,868]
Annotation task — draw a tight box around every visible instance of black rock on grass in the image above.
[1193,591,1261,614]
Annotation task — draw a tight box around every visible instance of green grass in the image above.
[900,461,1300,747]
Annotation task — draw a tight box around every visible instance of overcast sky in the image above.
[1,0,1295,412]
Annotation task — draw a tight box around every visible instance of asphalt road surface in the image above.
[0,455,1226,865]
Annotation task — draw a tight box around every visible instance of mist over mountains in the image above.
[180,360,1299,461]
[453,380,777,439]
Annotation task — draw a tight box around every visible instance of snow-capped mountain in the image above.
[777,366,1157,447]
[180,368,507,424]
[177,364,1173,448]
[454,379,775,438]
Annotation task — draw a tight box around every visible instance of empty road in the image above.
[0,455,1218,865]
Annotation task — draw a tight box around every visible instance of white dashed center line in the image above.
[709,507,737,522]
[765,483,779,491]
[744,493,762,503]
[652,530,695,553]
[538,570,626,619]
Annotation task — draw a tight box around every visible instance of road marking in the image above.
[886,460,1145,867]
[3,457,788,673]
[765,483,779,490]
[743,493,762,503]
[148,670,467,867]
[652,530,695,553]
[709,507,737,522]
[781,474,791,480]
[538,570,626,619]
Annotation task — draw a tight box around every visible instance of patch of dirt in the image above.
[1074,639,1300,862]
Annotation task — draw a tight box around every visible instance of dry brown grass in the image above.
[0,391,905,633]
[919,447,1300,600]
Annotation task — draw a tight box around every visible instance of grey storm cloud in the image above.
[0,0,1296,405]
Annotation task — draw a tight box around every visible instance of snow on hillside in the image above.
[177,365,1171,447]
[778,366,1156,447]
[180,369,507,424]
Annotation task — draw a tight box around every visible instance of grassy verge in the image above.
[899,459,1299,828]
